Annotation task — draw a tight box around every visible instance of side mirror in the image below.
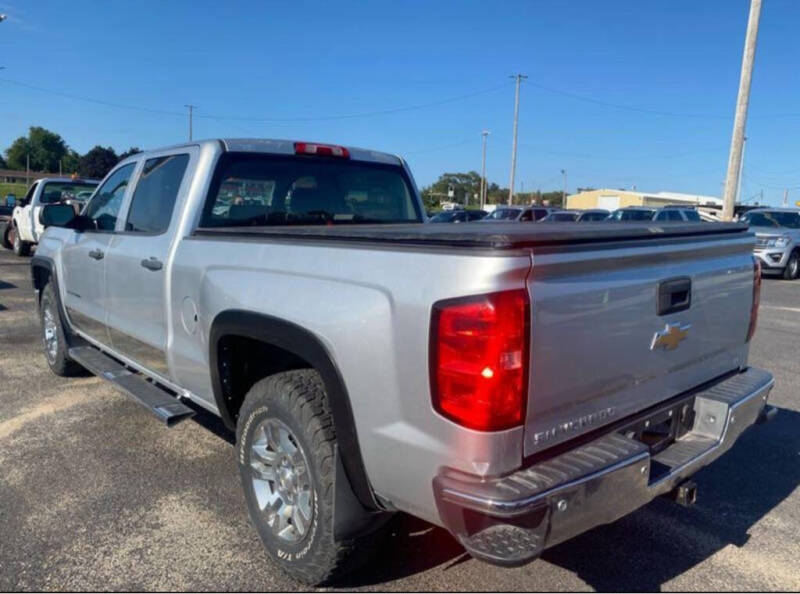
[40,203,80,229]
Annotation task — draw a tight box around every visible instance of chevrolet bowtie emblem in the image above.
[650,322,691,351]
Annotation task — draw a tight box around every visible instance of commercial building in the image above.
[0,168,49,185]
[566,188,722,211]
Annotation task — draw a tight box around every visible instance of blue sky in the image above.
[1,0,799,205]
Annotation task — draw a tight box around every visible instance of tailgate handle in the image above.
[657,277,691,315]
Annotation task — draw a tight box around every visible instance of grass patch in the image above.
[0,183,28,202]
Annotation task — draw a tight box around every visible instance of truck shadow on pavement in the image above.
[541,406,799,591]
[186,399,798,591]
[345,407,799,590]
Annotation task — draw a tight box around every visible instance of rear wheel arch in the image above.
[209,310,379,511]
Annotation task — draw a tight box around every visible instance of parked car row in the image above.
[428,205,705,224]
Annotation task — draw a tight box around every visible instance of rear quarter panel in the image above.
[169,237,532,524]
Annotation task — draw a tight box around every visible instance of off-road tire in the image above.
[12,226,30,257]
[1,225,12,250]
[783,250,799,280]
[236,370,381,585]
[40,283,82,376]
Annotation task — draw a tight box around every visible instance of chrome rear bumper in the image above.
[433,367,775,566]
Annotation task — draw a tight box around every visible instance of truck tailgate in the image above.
[524,230,756,456]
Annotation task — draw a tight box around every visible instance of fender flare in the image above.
[30,255,77,346]
[209,309,380,513]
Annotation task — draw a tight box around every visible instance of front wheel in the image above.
[1,225,12,250]
[40,284,82,376]
[783,251,799,280]
[236,370,380,585]
[12,227,31,257]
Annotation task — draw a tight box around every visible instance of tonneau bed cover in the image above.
[194,221,749,250]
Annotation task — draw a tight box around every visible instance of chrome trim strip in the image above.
[441,451,650,516]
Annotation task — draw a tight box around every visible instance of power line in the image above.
[526,81,730,119]
[0,77,512,123]
[405,138,476,154]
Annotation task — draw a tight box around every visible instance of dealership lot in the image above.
[0,247,798,591]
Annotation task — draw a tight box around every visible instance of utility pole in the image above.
[561,169,568,208]
[722,0,762,221]
[184,104,196,141]
[508,74,527,205]
[480,130,490,208]
[26,153,30,187]
[735,136,747,204]
[783,188,789,207]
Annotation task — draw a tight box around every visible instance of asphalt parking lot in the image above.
[0,246,798,592]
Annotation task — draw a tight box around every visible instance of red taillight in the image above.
[746,256,761,342]
[430,289,529,431]
[294,141,350,158]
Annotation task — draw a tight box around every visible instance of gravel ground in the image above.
[0,247,798,591]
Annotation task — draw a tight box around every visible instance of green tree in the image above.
[61,150,81,175]
[5,136,31,170]
[78,146,118,179]
[423,171,483,208]
[0,153,6,169]
[4,126,68,172]
[118,147,141,162]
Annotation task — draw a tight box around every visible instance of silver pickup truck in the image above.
[32,139,775,585]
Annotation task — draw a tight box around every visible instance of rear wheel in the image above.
[236,370,380,585]
[783,251,799,280]
[40,283,82,376]
[12,226,30,257]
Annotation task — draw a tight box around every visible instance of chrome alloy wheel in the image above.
[42,302,58,364]
[789,255,799,279]
[249,418,314,543]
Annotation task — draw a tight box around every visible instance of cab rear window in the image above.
[200,153,421,227]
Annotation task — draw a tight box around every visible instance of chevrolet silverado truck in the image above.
[740,207,800,280]
[9,177,98,256]
[32,139,775,584]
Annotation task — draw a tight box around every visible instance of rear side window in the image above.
[683,210,701,221]
[201,153,420,227]
[620,209,656,221]
[658,210,683,221]
[125,154,190,233]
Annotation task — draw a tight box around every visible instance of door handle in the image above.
[140,257,163,271]
[88,249,104,260]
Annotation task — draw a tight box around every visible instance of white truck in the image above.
[9,177,97,256]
